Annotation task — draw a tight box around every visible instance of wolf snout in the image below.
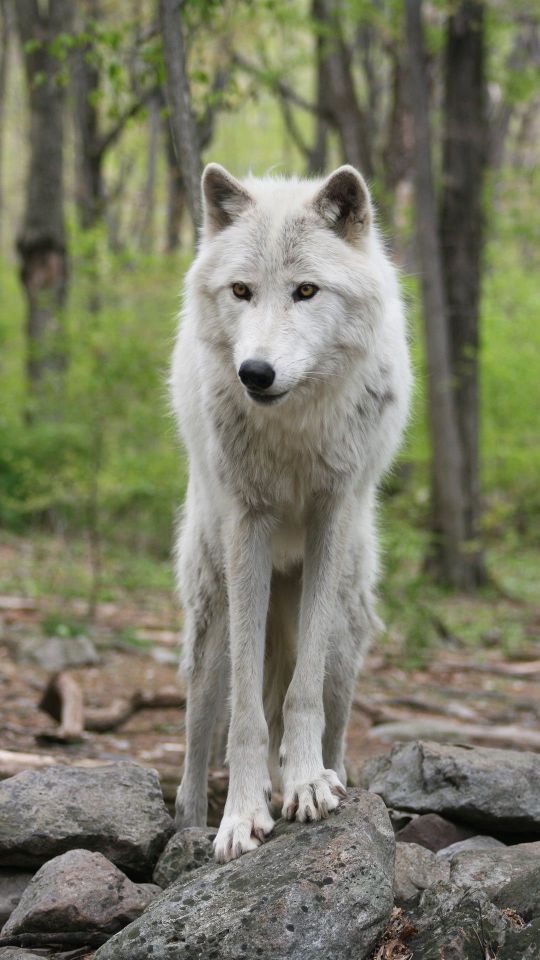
[238,359,275,391]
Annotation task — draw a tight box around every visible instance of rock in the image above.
[0,762,174,876]
[406,883,510,959]
[363,740,540,835]
[394,842,450,905]
[0,950,47,959]
[450,840,540,914]
[498,917,540,960]
[153,827,216,887]
[395,812,475,852]
[14,634,99,670]
[1,850,160,943]
[0,873,33,927]
[94,789,395,960]
[436,835,506,860]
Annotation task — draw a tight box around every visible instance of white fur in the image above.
[171,164,412,863]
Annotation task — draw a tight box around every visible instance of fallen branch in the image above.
[368,717,540,750]
[432,658,540,678]
[0,750,109,780]
[38,672,85,743]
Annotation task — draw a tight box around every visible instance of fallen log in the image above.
[0,750,108,780]
[368,717,540,750]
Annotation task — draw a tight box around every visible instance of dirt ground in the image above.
[2,585,540,827]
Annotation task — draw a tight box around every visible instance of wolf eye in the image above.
[293,283,319,302]
[232,282,252,301]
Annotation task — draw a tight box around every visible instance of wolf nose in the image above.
[238,360,275,391]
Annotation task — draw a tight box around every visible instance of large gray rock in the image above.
[94,790,395,960]
[393,842,449,905]
[406,884,511,960]
[436,835,505,860]
[0,763,174,876]
[0,873,33,927]
[450,840,540,913]
[363,740,540,834]
[1,850,160,943]
[153,827,216,887]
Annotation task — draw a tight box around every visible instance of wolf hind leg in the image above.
[323,584,380,784]
[263,568,300,792]
[175,526,228,829]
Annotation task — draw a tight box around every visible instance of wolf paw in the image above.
[282,769,346,822]
[213,807,275,863]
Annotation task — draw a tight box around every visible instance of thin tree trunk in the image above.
[440,0,488,588]
[0,0,11,235]
[72,0,103,231]
[314,0,373,178]
[307,0,331,175]
[15,0,72,413]
[139,92,160,250]
[164,112,185,251]
[405,0,468,588]
[159,0,201,233]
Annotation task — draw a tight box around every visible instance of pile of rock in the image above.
[364,740,540,958]
[1,741,540,959]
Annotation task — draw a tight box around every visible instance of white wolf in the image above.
[171,163,411,863]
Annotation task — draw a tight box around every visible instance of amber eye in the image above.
[232,282,252,301]
[293,283,319,302]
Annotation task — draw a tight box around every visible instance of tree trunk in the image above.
[314,0,373,178]
[0,0,11,235]
[159,0,201,233]
[15,0,72,412]
[440,0,488,587]
[138,92,160,250]
[164,111,185,251]
[72,0,103,230]
[405,0,468,588]
[307,0,331,175]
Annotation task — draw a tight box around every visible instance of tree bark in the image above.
[314,0,373,178]
[0,0,11,234]
[405,0,468,588]
[72,0,103,230]
[164,110,185,250]
[159,0,202,233]
[440,0,488,587]
[15,0,72,410]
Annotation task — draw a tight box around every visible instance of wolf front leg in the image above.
[280,492,351,822]
[213,510,275,863]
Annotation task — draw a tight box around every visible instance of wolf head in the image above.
[189,163,391,408]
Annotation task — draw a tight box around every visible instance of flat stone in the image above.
[394,842,450,905]
[395,812,474,852]
[153,827,216,887]
[450,840,540,913]
[14,634,99,670]
[0,762,174,876]
[363,740,540,835]
[1,850,161,940]
[436,835,506,860]
[0,873,34,927]
[94,789,395,960]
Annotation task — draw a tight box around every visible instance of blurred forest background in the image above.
[0,0,538,668]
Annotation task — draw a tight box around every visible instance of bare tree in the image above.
[15,0,72,410]
[159,0,202,232]
[439,0,488,587]
[405,0,468,588]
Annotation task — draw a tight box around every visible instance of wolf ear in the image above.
[202,163,253,235]
[312,165,371,243]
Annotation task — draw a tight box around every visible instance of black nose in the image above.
[238,359,275,391]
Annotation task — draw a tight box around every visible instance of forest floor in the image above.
[1,531,539,825]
